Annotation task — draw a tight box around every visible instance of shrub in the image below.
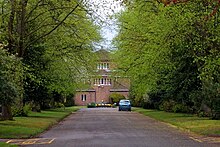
[142,102,154,109]
[198,111,211,117]
[159,100,176,112]
[87,102,96,108]
[147,91,163,109]
[172,104,190,113]
[111,103,117,108]
[54,102,64,108]
[64,94,74,107]
[0,49,23,120]
[142,98,162,109]
[12,104,31,117]
[23,104,32,116]
[109,93,125,105]
[212,111,220,120]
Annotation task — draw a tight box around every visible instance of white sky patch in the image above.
[85,0,124,50]
[86,0,123,21]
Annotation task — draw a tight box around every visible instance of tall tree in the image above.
[114,0,220,118]
[0,0,101,119]
[0,48,23,120]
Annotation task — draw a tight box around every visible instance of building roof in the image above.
[95,49,110,61]
[96,69,111,75]
[76,89,95,92]
[110,89,129,92]
[110,81,129,92]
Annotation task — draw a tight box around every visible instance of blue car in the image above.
[118,100,131,111]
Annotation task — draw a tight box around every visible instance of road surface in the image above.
[19,108,219,147]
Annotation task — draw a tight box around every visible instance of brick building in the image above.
[74,49,130,106]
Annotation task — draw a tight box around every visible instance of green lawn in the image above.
[0,106,84,139]
[0,142,17,147]
[132,107,220,136]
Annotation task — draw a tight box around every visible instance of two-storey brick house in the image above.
[74,49,130,106]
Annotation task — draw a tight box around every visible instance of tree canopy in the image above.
[114,0,220,119]
[0,0,101,119]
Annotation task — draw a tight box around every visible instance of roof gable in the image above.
[95,49,110,61]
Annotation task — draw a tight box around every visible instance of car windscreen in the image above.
[120,100,130,104]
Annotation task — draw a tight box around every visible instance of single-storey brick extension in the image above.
[74,49,130,106]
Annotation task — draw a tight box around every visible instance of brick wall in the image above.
[93,86,111,103]
[74,92,95,106]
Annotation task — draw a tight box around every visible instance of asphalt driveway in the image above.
[22,108,219,147]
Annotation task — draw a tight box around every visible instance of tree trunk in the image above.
[7,0,16,54]
[17,0,28,57]
[1,104,13,120]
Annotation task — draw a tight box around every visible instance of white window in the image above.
[94,79,97,85]
[94,78,112,85]
[97,64,100,69]
[81,94,86,101]
[97,62,110,70]
[103,63,107,69]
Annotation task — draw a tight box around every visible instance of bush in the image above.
[142,99,162,109]
[142,102,154,109]
[109,93,125,105]
[111,103,117,108]
[87,102,96,108]
[54,102,64,108]
[146,91,163,109]
[212,111,220,120]
[172,104,190,113]
[0,49,23,120]
[12,104,31,117]
[198,111,211,117]
[23,104,32,116]
[159,100,176,112]
[64,94,74,107]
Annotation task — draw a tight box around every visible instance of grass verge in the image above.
[0,106,84,139]
[132,107,220,136]
[0,142,17,147]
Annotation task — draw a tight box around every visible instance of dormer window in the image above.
[94,78,111,85]
[97,62,109,70]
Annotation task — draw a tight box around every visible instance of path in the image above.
[9,108,220,147]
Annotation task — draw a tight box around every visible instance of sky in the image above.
[87,0,124,50]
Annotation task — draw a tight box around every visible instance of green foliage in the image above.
[142,91,162,109]
[64,94,75,107]
[114,0,220,119]
[202,81,220,119]
[172,104,191,113]
[0,0,101,113]
[0,49,23,105]
[111,103,117,108]
[87,102,96,108]
[12,104,31,117]
[113,1,173,97]
[109,93,125,104]
[54,102,65,108]
[159,100,176,112]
